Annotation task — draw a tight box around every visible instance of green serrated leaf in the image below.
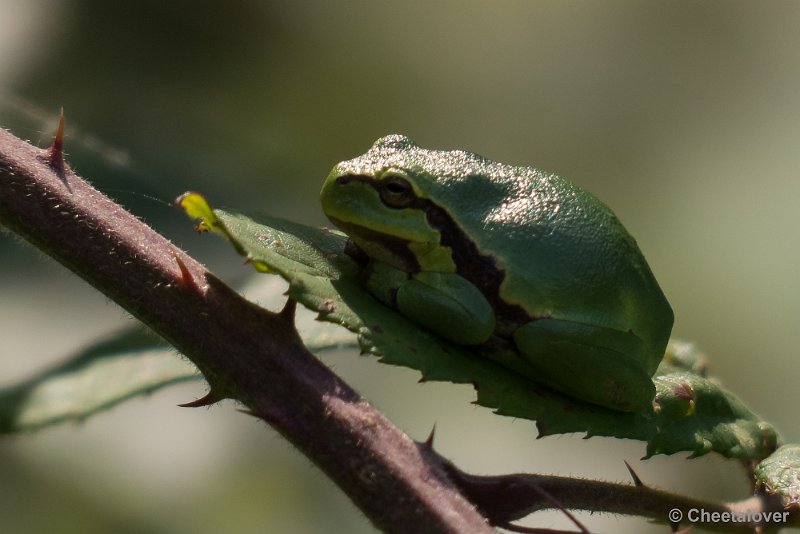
[647,372,779,458]
[180,195,779,460]
[755,445,800,509]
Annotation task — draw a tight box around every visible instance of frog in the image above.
[320,135,673,412]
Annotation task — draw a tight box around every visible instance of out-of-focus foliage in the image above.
[0,328,197,434]
[0,274,358,435]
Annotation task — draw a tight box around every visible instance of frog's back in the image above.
[360,136,673,357]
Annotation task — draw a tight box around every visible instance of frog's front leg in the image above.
[510,320,656,412]
[365,261,496,345]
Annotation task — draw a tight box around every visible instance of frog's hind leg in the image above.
[395,271,496,345]
[510,319,656,412]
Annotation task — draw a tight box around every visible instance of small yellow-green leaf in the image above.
[176,191,223,234]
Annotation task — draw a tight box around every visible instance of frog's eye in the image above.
[379,176,415,209]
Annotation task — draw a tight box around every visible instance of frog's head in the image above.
[320,135,457,273]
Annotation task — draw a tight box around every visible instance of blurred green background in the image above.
[1,1,799,532]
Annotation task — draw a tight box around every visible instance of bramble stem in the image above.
[0,125,493,534]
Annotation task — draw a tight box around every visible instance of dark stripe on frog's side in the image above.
[421,197,532,336]
[338,174,531,337]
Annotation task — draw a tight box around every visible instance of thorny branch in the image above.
[0,119,492,534]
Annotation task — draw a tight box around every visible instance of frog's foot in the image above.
[511,319,656,412]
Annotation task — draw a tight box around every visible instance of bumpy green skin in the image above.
[320,135,673,412]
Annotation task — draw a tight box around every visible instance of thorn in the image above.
[42,107,71,190]
[170,249,202,292]
[48,107,65,161]
[318,299,335,314]
[519,482,591,533]
[279,297,297,322]
[237,408,261,418]
[624,460,645,487]
[673,382,696,415]
[178,390,221,408]
[423,425,437,449]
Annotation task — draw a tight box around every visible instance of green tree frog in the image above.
[320,135,673,412]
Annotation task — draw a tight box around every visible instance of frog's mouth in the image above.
[327,215,421,274]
